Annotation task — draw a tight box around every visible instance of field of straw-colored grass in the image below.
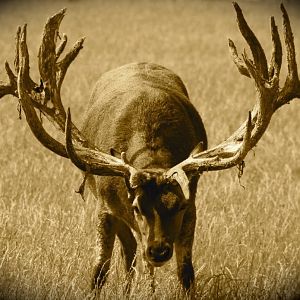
[0,0,299,299]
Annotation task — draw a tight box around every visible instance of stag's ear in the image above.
[129,171,151,189]
[190,141,204,157]
[171,169,190,200]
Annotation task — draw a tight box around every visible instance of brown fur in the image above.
[82,62,207,291]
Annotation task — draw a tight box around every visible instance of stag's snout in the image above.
[146,241,173,266]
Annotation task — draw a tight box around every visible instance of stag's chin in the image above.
[148,259,169,267]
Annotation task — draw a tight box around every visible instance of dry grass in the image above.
[0,0,300,299]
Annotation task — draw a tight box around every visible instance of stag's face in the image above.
[129,171,188,266]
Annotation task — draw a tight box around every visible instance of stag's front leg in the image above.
[91,211,116,290]
[115,219,137,292]
[175,202,196,292]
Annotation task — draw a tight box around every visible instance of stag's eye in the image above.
[170,180,179,187]
[179,202,188,211]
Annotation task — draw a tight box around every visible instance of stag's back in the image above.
[81,62,207,169]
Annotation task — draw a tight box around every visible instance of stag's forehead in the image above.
[135,172,182,212]
[139,188,182,215]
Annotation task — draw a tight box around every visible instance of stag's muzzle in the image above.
[146,241,173,266]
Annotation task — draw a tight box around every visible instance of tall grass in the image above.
[0,0,299,299]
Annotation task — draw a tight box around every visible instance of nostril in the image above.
[147,245,160,257]
[159,246,170,258]
[148,246,154,256]
[147,243,172,262]
[157,246,171,260]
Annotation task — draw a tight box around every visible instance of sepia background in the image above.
[0,0,299,299]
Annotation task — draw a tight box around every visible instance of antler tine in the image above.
[57,37,85,92]
[14,26,21,75]
[1,25,32,99]
[20,25,30,83]
[276,4,300,108]
[17,26,68,158]
[269,16,282,80]
[228,39,251,78]
[19,25,36,91]
[56,33,68,60]
[5,62,17,89]
[0,62,16,98]
[281,4,298,83]
[38,8,66,115]
[233,2,269,80]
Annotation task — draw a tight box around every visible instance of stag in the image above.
[0,2,299,293]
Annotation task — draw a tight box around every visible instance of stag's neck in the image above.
[125,131,174,170]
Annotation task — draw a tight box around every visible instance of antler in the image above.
[1,9,137,180]
[166,3,300,178]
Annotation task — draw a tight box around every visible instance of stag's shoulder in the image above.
[89,62,189,105]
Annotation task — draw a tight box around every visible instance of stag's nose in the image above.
[147,241,172,264]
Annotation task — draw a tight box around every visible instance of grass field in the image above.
[0,0,300,299]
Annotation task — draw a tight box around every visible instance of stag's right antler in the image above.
[0,9,136,180]
[166,3,300,179]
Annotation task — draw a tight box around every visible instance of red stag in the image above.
[0,2,299,292]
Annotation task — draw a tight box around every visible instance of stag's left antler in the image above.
[166,3,300,179]
[1,9,85,156]
[0,9,137,180]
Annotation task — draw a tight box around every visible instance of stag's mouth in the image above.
[148,260,167,267]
